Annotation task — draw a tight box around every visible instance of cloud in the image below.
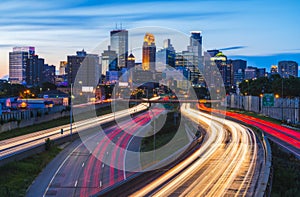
[219,46,247,51]
[0,44,14,48]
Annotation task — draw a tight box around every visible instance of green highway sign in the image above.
[263,93,274,107]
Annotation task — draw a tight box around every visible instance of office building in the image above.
[210,51,232,88]
[156,39,176,70]
[26,56,44,86]
[101,45,118,74]
[43,64,56,84]
[244,67,257,79]
[59,61,67,75]
[270,65,278,74]
[257,68,266,78]
[231,59,247,84]
[188,31,203,70]
[142,33,156,71]
[66,49,99,87]
[110,29,128,69]
[9,46,35,84]
[278,60,298,77]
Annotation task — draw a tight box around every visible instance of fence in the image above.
[226,95,300,124]
[0,105,68,133]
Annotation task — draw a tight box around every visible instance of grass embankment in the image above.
[228,108,300,130]
[140,112,191,167]
[0,105,112,141]
[270,141,300,196]
[0,144,61,197]
[227,108,282,124]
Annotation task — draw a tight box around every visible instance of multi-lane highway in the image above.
[27,107,164,197]
[131,103,266,197]
[0,104,148,162]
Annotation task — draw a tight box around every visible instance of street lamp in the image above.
[245,80,250,111]
[70,83,73,141]
[140,102,156,163]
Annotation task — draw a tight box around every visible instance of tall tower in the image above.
[9,46,35,84]
[142,33,156,71]
[110,29,128,69]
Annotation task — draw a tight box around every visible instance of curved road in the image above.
[132,103,265,197]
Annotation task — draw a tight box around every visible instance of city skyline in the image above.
[1,0,300,78]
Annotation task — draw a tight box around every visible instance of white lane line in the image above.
[102,163,105,168]
[99,181,102,188]
[82,162,85,167]
[74,180,78,187]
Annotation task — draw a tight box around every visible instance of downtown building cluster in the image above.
[8,47,55,86]
[7,28,299,96]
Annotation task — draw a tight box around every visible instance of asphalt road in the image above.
[27,108,163,197]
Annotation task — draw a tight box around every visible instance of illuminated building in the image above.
[9,46,35,84]
[270,65,278,74]
[59,61,67,75]
[110,29,128,69]
[127,53,135,70]
[209,51,232,88]
[278,61,298,77]
[142,33,156,71]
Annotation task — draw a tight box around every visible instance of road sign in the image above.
[263,94,274,107]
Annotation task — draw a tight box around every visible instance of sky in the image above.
[1,0,300,78]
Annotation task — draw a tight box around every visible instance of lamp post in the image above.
[281,77,284,121]
[245,80,250,111]
[140,102,156,163]
[70,83,73,141]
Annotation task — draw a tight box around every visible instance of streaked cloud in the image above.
[219,46,247,51]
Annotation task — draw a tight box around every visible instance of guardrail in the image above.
[255,133,272,197]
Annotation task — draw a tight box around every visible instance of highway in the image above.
[198,103,300,159]
[0,104,148,161]
[28,107,164,197]
[131,103,265,197]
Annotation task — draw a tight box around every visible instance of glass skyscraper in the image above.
[110,29,128,69]
[9,46,35,84]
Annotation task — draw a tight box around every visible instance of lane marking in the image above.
[74,180,78,187]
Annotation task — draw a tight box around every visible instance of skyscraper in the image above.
[142,33,156,71]
[232,59,247,84]
[101,45,118,74]
[110,29,128,69]
[9,46,35,84]
[26,55,44,86]
[156,39,176,70]
[278,61,298,77]
[188,31,202,69]
[66,49,100,86]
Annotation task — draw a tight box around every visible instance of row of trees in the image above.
[239,74,300,98]
[0,82,57,98]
